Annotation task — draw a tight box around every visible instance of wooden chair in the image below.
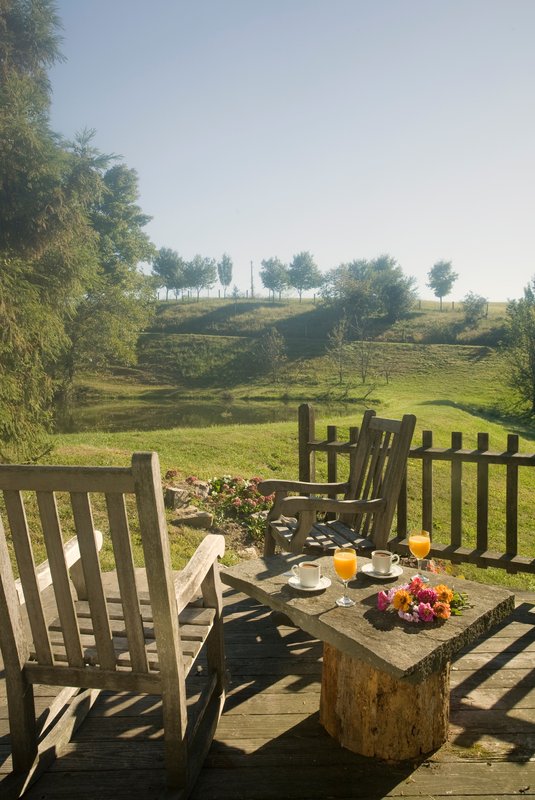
[259,410,416,556]
[0,452,225,799]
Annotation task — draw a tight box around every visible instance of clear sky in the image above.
[49,0,535,301]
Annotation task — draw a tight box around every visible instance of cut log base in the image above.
[320,642,450,761]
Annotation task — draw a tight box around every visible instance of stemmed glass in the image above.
[333,547,357,607]
[408,530,431,578]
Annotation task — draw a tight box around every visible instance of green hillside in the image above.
[67,298,514,435]
[44,298,535,590]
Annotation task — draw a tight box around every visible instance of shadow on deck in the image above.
[2,591,535,799]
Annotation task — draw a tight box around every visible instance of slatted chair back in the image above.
[340,411,417,546]
[0,452,225,796]
[261,410,416,556]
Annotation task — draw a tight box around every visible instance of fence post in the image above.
[451,432,463,547]
[422,430,433,533]
[506,433,519,557]
[298,404,315,482]
[327,425,337,486]
[476,432,489,554]
[396,472,408,538]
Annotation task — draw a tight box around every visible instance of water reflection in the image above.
[55,398,302,433]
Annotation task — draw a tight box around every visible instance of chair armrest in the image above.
[173,533,225,614]
[258,479,349,496]
[15,531,104,606]
[279,496,386,516]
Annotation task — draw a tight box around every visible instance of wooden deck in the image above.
[2,588,535,799]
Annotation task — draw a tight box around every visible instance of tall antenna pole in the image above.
[250,260,254,299]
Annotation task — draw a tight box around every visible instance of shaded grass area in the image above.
[148,298,508,347]
[68,341,515,435]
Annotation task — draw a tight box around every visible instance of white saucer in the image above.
[288,575,331,592]
[361,563,403,580]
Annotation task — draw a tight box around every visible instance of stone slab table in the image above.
[220,554,514,761]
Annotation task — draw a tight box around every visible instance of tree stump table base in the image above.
[320,642,450,761]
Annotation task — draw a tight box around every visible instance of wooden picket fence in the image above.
[297,404,535,575]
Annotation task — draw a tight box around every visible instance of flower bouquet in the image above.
[377,576,470,623]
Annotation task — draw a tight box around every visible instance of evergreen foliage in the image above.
[0,1,154,460]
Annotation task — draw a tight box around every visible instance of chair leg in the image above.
[202,566,226,696]
[161,689,188,791]
[263,525,276,556]
[7,675,38,774]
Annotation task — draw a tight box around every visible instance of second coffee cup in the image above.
[291,561,321,588]
[371,550,400,575]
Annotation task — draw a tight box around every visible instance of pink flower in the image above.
[398,610,419,623]
[417,588,438,605]
[417,602,435,622]
[377,591,390,611]
[408,576,424,594]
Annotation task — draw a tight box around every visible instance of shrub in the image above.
[192,474,274,542]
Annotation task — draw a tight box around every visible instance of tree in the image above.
[217,253,233,297]
[260,257,289,301]
[462,292,487,327]
[153,248,184,300]
[370,255,417,320]
[256,327,287,382]
[0,1,155,459]
[427,261,458,310]
[184,255,217,300]
[0,1,99,459]
[504,279,535,412]
[60,153,155,387]
[321,256,416,325]
[288,251,323,301]
[326,319,351,385]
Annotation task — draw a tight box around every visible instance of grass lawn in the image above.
[16,299,535,592]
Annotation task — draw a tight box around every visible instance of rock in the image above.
[238,546,259,559]
[189,480,210,499]
[173,509,214,529]
[165,486,191,509]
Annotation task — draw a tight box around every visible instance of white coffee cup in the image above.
[291,561,321,588]
[371,550,400,575]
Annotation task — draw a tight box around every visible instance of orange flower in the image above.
[435,584,454,604]
[433,601,451,619]
[392,589,412,613]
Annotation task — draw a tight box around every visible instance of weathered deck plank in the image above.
[1,590,535,798]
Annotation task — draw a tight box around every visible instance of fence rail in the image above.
[297,404,535,575]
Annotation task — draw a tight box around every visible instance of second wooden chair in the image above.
[259,410,416,556]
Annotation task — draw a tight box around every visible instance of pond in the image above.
[54,397,305,433]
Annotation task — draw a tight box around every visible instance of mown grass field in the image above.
[25,298,535,590]
[42,300,535,588]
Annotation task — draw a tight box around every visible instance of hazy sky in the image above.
[49,0,535,301]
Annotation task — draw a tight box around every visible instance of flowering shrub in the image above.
[197,475,274,542]
[377,576,470,623]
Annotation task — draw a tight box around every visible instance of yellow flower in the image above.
[435,584,454,604]
[392,589,412,613]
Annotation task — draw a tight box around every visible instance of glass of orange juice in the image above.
[333,547,357,607]
[408,530,431,577]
